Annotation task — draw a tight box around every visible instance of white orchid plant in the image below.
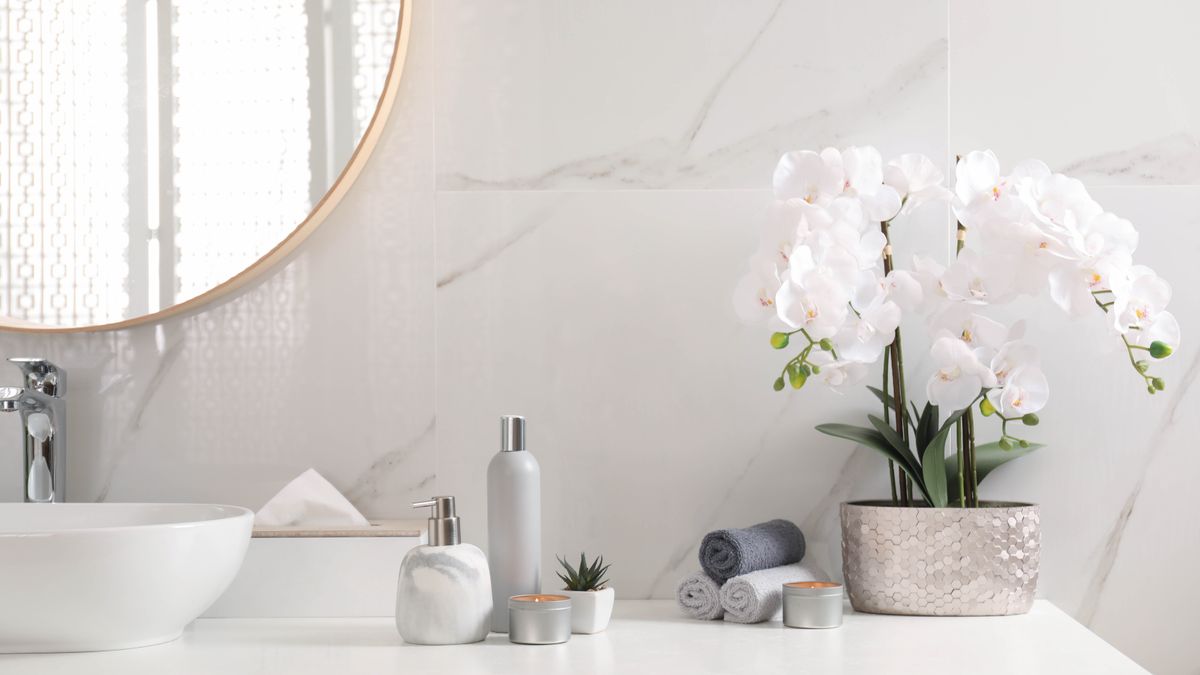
[735,147,1180,508]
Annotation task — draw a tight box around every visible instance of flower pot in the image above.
[560,588,614,634]
[840,501,1039,616]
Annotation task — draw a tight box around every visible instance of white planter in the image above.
[561,588,615,634]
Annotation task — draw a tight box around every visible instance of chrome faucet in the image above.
[1,358,66,503]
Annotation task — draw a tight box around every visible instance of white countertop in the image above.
[1,600,1146,674]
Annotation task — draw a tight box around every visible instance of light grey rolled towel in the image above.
[676,570,724,620]
[700,519,805,583]
[720,561,827,624]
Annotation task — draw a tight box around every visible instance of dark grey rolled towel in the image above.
[699,519,805,584]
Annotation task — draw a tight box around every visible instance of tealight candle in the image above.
[782,581,843,629]
[508,594,572,644]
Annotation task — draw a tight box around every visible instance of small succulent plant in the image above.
[556,553,611,591]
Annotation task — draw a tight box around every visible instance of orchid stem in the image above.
[882,347,899,506]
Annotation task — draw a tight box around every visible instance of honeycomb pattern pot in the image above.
[840,501,1039,616]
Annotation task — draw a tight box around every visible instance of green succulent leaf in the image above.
[557,553,610,591]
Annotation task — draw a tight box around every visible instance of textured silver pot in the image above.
[840,501,1039,616]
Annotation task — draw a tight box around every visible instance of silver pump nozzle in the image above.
[500,415,526,452]
[412,496,460,546]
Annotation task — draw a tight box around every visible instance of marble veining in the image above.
[1060,134,1200,186]
[440,40,946,191]
[1077,346,1200,625]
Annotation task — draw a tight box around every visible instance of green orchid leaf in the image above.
[866,415,923,483]
[916,403,938,458]
[945,441,1046,497]
[919,416,958,508]
[815,423,923,492]
[866,386,916,434]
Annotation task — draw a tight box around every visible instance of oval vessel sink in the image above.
[0,503,252,653]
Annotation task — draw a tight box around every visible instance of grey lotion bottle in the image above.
[486,415,542,633]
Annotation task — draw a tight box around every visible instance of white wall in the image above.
[2,2,1196,672]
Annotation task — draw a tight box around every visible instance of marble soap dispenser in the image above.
[395,496,492,645]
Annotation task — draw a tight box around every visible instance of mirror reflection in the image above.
[0,0,400,328]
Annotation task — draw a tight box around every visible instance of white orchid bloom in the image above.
[773,149,844,205]
[927,336,998,411]
[817,359,869,392]
[841,146,902,222]
[752,200,809,269]
[1112,266,1172,334]
[884,153,952,215]
[1048,253,1132,316]
[853,269,922,315]
[911,254,948,307]
[970,218,1071,298]
[953,150,1010,227]
[835,295,901,364]
[929,303,1009,354]
[733,255,783,324]
[939,248,1017,305]
[1019,172,1103,237]
[775,248,852,339]
[1127,310,1181,358]
[990,340,1040,388]
[1066,211,1139,262]
[986,365,1049,417]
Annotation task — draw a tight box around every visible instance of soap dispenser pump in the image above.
[395,496,492,645]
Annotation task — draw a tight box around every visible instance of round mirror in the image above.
[0,0,409,331]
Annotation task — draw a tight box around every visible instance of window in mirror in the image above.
[0,0,397,327]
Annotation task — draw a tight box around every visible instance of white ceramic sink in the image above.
[0,503,252,653]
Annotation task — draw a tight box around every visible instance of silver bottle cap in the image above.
[500,415,526,452]
[412,496,460,546]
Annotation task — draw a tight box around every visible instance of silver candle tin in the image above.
[508,594,572,645]
[782,581,843,629]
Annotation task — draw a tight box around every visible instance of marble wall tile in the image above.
[949,0,1200,185]
[435,0,948,190]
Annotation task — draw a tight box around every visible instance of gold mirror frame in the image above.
[0,0,412,334]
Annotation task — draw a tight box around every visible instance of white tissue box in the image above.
[204,520,425,618]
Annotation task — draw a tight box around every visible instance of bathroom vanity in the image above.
[1,600,1146,674]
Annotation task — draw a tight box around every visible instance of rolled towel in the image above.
[676,570,724,620]
[700,519,805,584]
[720,561,827,624]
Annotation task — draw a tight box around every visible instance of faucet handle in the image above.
[7,358,66,397]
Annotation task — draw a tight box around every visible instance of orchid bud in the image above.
[1149,341,1173,359]
[810,365,821,374]
[1147,385,1157,395]
[1152,377,1165,391]
[789,369,807,389]
[1135,360,1150,373]
[819,338,834,351]
[770,332,790,349]
[1021,413,1039,426]
[979,398,996,417]
[1018,439,1030,448]
[773,377,785,392]
[798,363,812,377]
[999,438,1013,450]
